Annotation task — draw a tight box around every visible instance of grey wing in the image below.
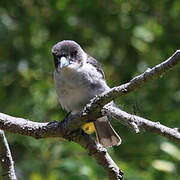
[86,55,105,79]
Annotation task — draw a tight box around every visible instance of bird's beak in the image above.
[59,57,70,68]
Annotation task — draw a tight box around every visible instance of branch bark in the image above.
[103,106,180,143]
[0,113,124,180]
[0,130,17,180]
[70,132,123,180]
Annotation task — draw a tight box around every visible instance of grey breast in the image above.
[54,64,109,112]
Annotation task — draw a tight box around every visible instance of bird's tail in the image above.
[94,117,121,148]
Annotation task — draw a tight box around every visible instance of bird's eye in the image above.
[71,51,77,57]
[57,55,63,58]
[57,54,66,59]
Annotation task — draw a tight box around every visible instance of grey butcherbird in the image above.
[52,40,121,148]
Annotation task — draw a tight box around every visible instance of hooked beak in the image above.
[59,57,70,68]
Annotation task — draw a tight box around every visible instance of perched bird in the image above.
[52,40,121,148]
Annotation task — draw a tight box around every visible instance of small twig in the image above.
[0,130,17,180]
[127,121,140,134]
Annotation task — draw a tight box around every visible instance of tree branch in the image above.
[0,130,17,180]
[84,50,180,114]
[102,106,180,143]
[0,113,124,180]
[70,132,123,180]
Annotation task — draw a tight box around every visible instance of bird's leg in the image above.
[47,112,71,127]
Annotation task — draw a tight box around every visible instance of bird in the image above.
[52,40,121,148]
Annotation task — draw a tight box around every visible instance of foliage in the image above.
[0,0,180,179]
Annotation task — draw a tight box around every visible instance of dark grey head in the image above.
[52,40,86,70]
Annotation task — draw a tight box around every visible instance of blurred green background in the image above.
[0,0,180,179]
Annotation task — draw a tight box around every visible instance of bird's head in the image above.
[52,40,86,71]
